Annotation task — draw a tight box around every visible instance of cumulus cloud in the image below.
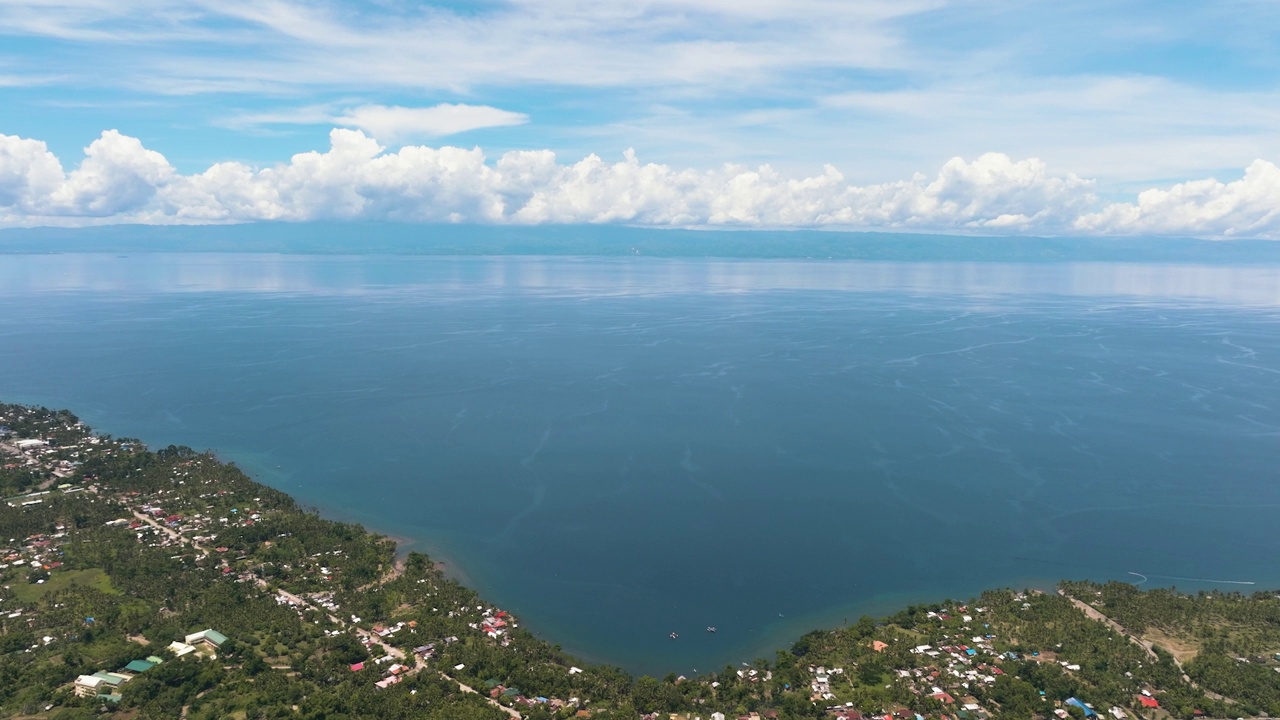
[0,134,63,212]
[1075,160,1280,238]
[0,127,1276,237]
[52,130,175,216]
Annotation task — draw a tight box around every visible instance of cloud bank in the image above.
[1,129,1277,237]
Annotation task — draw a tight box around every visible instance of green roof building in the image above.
[184,628,228,649]
[91,671,126,687]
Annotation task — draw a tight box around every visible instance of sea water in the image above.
[1,253,1279,675]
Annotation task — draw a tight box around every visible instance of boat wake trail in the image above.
[1131,571,1254,586]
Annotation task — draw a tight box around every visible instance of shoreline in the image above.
[213,449,484,589]
[287,499,483,591]
[380,533,472,587]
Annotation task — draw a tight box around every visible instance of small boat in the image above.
[706,626,716,633]
[669,632,679,639]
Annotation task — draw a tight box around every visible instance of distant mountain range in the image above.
[4,223,1280,263]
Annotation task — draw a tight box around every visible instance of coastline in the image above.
[380,531,478,589]
[213,448,483,585]
[12,398,1280,678]
[281,497,483,591]
[163,452,1280,679]
[10,401,1280,720]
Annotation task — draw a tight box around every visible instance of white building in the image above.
[167,640,196,657]
[73,675,104,697]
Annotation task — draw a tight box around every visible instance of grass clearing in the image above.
[11,568,117,604]
[1143,627,1202,663]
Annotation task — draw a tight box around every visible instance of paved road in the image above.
[1059,589,1160,662]
[441,671,523,719]
[1058,590,1236,704]
[131,509,206,553]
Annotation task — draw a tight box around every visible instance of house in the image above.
[184,628,228,652]
[872,640,889,652]
[1066,698,1098,718]
[1136,696,1159,709]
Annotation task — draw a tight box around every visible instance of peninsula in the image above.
[2,402,1278,720]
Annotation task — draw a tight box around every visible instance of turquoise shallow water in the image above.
[2,254,1279,675]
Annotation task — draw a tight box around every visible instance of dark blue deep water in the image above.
[2,254,1279,675]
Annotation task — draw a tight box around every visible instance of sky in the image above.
[0,0,1278,236]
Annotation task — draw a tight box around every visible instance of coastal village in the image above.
[3,403,1280,720]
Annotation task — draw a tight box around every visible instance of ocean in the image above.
[2,253,1279,675]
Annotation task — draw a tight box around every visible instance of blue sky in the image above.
[1,0,1278,234]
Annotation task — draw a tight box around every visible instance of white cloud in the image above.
[0,0,931,91]
[0,133,64,212]
[1076,160,1280,238]
[220,104,337,130]
[820,75,1280,184]
[0,127,1277,238]
[223,103,529,143]
[0,73,66,87]
[333,104,528,142]
[51,130,175,215]
[2,2,1278,193]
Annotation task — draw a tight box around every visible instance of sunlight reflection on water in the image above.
[2,254,1279,306]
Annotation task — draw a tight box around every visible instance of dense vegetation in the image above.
[1061,580,1280,717]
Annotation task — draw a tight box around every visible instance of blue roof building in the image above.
[1065,697,1097,718]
